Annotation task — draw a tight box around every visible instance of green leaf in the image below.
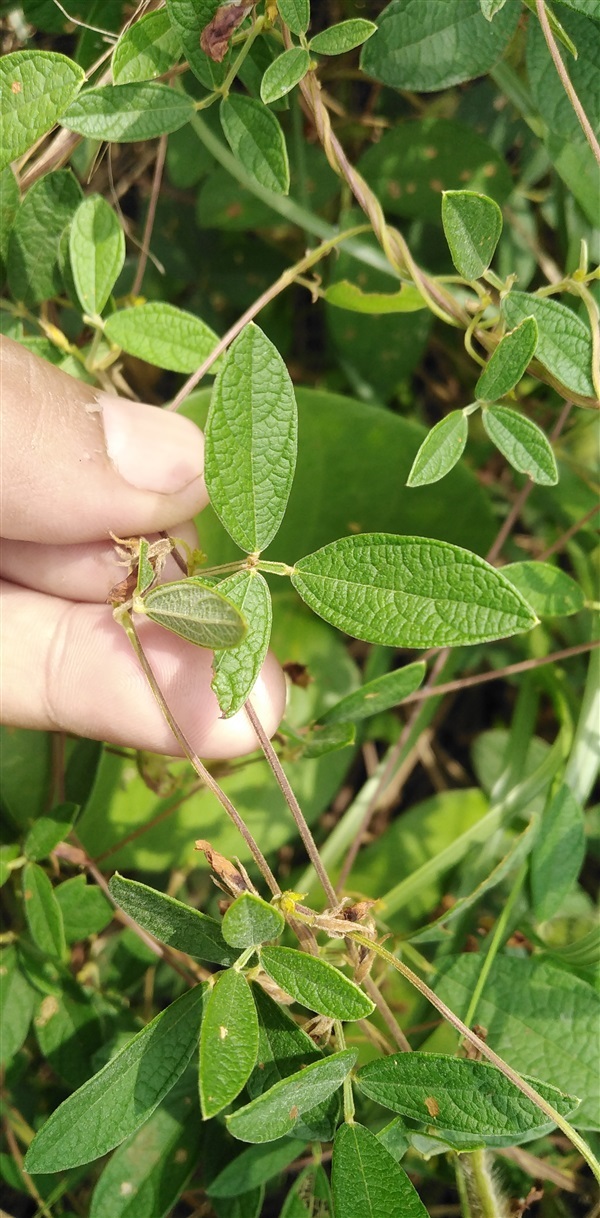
[482,405,558,486]
[406,412,468,488]
[220,95,290,195]
[139,577,247,650]
[55,875,113,943]
[480,0,508,17]
[165,0,231,91]
[356,1052,578,1136]
[0,50,85,172]
[528,8,600,144]
[208,1138,307,1197]
[291,534,538,649]
[7,169,82,306]
[109,873,236,965]
[248,983,322,1098]
[501,292,594,399]
[227,1050,356,1143]
[104,301,220,374]
[69,194,125,316]
[211,571,272,717]
[23,862,66,961]
[205,323,298,553]
[24,984,204,1172]
[531,784,586,922]
[0,167,19,269]
[282,721,355,760]
[222,893,284,949]
[281,1165,332,1218]
[324,279,426,314]
[260,48,310,105]
[199,969,259,1118]
[278,0,310,36]
[260,945,375,1021]
[332,1123,429,1218]
[441,189,503,279]
[23,803,79,861]
[61,82,194,141]
[318,661,426,726]
[0,947,36,1065]
[360,0,521,90]
[112,9,182,84]
[502,561,585,618]
[34,981,103,1088]
[476,317,538,401]
[309,20,377,55]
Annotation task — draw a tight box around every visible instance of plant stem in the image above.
[468,1149,506,1218]
[334,1021,355,1122]
[397,640,600,707]
[535,0,600,166]
[130,133,167,297]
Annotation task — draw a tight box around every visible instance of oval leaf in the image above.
[502,562,584,618]
[0,50,85,172]
[69,195,125,316]
[356,1052,578,1136]
[139,578,247,650]
[324,279,426,314]
[7,169,82,306]
[220,95,290,195]
[22,862,66,961]
[475,317,538,401]
[278,0,310,36]
[332,1123,429,1218]
[222,893,285,949]
[109,873,236,965]
[112,9,182,85]
[309,20,377,55]
[104,301,219,374]
[501,291,594,399]
[227,1050,357,1143]
[199,970,258,1119]
[23,803,79,862]
[204,323,298,553]
[61,82,194,141]
[531,784,586,922]
[406,411,468,487]
[211,571,272,717]
[24,985,205,1173]
[260,47,310,104]
[442,190,503,280]
[482,405,558,486]
[260,946,375,1021]
[318,661,426,726]
[207,1138,308,1198]
[291,534,538,648]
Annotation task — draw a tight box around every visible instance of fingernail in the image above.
[99,394,204,494]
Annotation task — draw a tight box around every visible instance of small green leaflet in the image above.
[318,660,426,725]
[291,534,537,649]
[0,947,36,1066]
[281,720,355,759]
[531,784,586,922]
[139,577,247,650]
[309,20,377,55]
[211,571,272,718]
[109,874,236,965]
[278,0,310,36]
[23,862,66,961]
[482,406,558,486]
[501,291,595,399]
[356,1052,578,1136]
[480,0,508,17]
[61,83,195,141]
[7,169,82,307]
[23,803,79,862]
[205,323,298,553]
[227,1050,357,1143]
[69,195,125,316]
[199,970,258,1119]
[324,279,426,313]
[502,561,584,617]
[112,9,182,85]
[24,985,205,1172]
[441,189,503,280]
[260,945,374,1021]
[207,1139,308,1198]
[476,317,538,401]
[222,893,284,949]
[220,95,290,195]
[104,302,220,374]
[260,48,310,105]
[406,411,468,487]
[0,50,85,172]
[332,1123,429,1218]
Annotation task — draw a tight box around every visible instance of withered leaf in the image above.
[200,2,253,62]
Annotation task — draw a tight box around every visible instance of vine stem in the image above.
[535,0,600,166]
[397,640,600,706]
[130,133,167,298]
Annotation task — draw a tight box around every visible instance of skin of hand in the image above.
[0,337,286,758]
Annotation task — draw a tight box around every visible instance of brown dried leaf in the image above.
[200,2,253,62]
[195,838,251,895]
[282,661,313,688]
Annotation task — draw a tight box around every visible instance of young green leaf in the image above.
[112,9,182,85]
[318,661,426,726]
[531,784,586,923]
[356,1052,578,1136]
[406,411,468,487]
[23,803,79,862]
[0,50,85,172]
[291,534,537,649]
[324,279,426,313]
[260,946,375,1021]
[227,1049,357,1143]
[109,874,236,965]
[442,190,503,280]
[211,571,272,717]
[220,95,290,195]
[24,984,205,1173]
[0,947,36,1066]
[501,291,595,399]
[278,0,310,36]
[222,893,284,949]
[7,169,82,306]
[56,875,113,943]
[207,1139,308,1198]
[502,562,584,618]
[104,302,220,374]
[475,317,538,401]
[69,195,125,316]
[482,406,558,486]
[199,969,259,1118]
[309,20,377,55]
[138,577,247,650]
[22,862,66,961]
[260,47,310,105]
[204,323,297,553]
[332,1123,429,1218]
[61,82,195,141]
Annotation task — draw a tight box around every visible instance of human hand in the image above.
[0,337,286,757]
